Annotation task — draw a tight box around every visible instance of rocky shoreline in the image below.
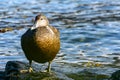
[0,61,73,80]
[0,61,119,80]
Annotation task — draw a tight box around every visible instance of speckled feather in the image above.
[21,26,60,63]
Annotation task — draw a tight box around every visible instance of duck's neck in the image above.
[31,25,36,30]
[31,25,54,35]
[46,26,54,35]
[31,21,49,30]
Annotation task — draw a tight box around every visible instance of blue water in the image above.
[0,0,120,75]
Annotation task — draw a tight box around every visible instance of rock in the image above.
[110,70,120,80]
[0,27,13,33]
[1,61,73,80]
[0,71,5,80]
[5,61,29,80]
[20,71,73,80]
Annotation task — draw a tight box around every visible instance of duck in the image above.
[21,14,60,72]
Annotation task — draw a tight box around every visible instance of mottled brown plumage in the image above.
[21,14,60,72]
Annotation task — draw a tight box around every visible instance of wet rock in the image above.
[0,71,5,80]
[110,70,120,80]
[67,70,109,80]
[20,71,73,80]
[3,61,73,80]
[5,61,28,80]
[0,27,13,33]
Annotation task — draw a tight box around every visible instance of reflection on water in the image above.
[0,0,120,75]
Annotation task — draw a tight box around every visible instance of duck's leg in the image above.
[28,60,33,72]
[47,61,52,72]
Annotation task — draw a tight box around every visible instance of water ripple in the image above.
[0,0,120,75]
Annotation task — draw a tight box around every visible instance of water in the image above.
[0,0,120,77]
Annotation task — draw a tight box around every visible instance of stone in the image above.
[0,61,73,80]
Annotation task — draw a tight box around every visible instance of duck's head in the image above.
[31,14,49,30]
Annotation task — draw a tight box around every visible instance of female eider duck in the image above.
[21,14,60,72]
